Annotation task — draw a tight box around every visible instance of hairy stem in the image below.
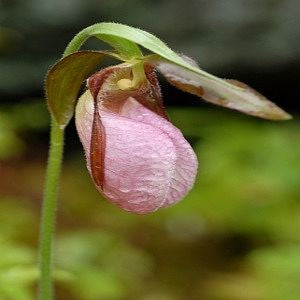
[38,29,87,299]
[38,120,64,299]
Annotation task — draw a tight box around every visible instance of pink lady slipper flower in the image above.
[75,63,198,214]
[46,24,290,214]
[41,24,292,299]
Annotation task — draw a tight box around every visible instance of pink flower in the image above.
[75,64,198,214]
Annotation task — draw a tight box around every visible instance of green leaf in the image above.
[63,24,144,59]
[97,34,143,60]
[65,23,238,81]
[64,23,291,120]
[64,23,237,91]
[46,50,119,127]
[88,22,182,62]
[64,22,187,63]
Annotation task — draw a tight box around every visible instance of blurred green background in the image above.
[0,0,299,299]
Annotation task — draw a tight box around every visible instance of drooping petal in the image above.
[75,90,198,214]
[151,57,291,120]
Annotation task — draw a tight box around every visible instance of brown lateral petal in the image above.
[154,58,292,120]
[142,64,169,120]
[88,66,119,99]
[90,108,106,189]
[87,68,117,190]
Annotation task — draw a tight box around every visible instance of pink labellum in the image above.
[75,66,198,214]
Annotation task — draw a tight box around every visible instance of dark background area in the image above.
[1,0,299,111]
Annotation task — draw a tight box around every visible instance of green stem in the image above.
[38,120,64,300]
[38,30,85,299]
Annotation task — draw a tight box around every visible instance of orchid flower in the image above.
[75,64,198,213]
[45,23,291,214]
[40,23,291,298]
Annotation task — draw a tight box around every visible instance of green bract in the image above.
[46,22,291,127]
[46,51,104,127]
